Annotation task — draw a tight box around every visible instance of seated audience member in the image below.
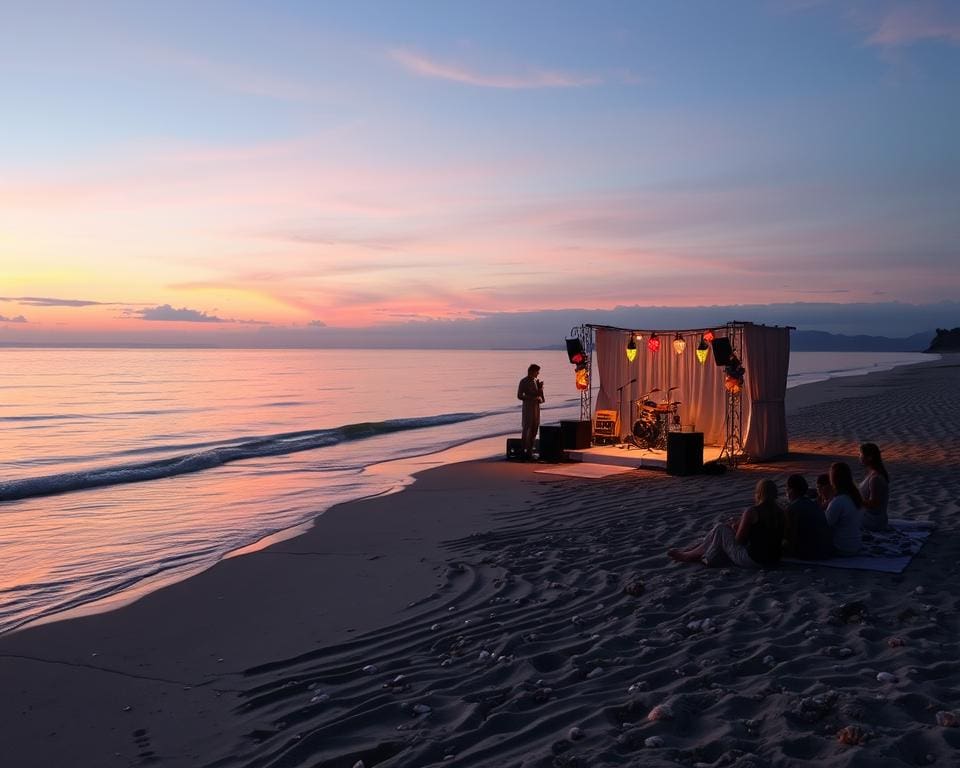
[668,479,785,568]
[858,442,890,531]
[816,473,834,510]
[784,474,833,559]
[824,462,864,556]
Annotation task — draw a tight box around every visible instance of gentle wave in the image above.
[0,411,497,503]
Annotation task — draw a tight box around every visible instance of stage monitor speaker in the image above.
[505,438,524,460]
[667,432,704,476]
[560,420,591,450]
[711,337,733,366]
[538,425,564,463]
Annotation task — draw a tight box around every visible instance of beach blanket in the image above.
[784,519,932,573]
[534,463,635,479]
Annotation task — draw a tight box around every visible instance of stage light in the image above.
[647,333,661,352]
[575,366,589,390]
[703,329,715,343]
[696,338,709,364]
[565,338,586,365]
[673,334,686,355]
[724,375,742,394]
[626,337,638,362]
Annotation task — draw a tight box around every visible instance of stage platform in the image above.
[564,443,724,470]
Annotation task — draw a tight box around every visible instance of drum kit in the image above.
[627,387,681,450]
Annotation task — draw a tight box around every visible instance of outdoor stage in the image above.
[563,443,724,470]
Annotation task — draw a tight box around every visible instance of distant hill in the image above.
[789,330,933,352]
[926,328,960,353]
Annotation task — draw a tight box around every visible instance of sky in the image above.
[1,0,958,346]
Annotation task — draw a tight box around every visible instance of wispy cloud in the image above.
[867,2,960,47]
[136,46,322,103]
[0,295,110,307]
[389,48,599,89]
[0,314,28,323]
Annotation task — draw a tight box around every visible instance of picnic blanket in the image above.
[784,518,933,573]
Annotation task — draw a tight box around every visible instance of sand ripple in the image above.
[209,362,960,768]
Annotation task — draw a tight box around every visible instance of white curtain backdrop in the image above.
[594,328,728,445]
[741,323,791,460]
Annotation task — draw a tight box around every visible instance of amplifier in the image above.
[667,432,704,476]
[560,420,592,449]
[593,409,620,442]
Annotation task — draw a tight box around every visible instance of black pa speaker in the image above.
[538,425,564,463]
[667,432,704,476]
[711,337,733,366]
[505,438,524,460]
[560,420,591,449]
[565,338,586,365]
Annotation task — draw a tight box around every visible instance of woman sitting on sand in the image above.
[824,462,864,555]
[668,479,785,568]
[858,442,890,532]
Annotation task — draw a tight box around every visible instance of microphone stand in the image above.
[616,378,637,443]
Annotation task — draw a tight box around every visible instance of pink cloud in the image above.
[389,48,599,89]
[868,2,960,47]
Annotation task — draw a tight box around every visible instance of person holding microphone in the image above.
[517,364,544,460]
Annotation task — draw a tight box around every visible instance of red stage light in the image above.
[647,333,661,352]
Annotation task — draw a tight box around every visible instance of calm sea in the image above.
[0,348,933,634]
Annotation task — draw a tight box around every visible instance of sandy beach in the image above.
[2,358,958,768]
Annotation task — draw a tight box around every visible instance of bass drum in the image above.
[632,419,653,440]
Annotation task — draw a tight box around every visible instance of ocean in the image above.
[0,348,933,634]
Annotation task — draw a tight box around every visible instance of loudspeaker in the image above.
[538,425,564,463]
[711,337,733,366]
[667,432,704,476]
[506,438,524,460]
[565,338,586,365]
[560,420,591,449]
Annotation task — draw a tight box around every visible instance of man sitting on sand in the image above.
[783,474,832,559]
[668,479,785,568]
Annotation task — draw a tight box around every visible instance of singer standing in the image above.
[517,364,544,460]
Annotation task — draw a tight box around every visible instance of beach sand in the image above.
[1,358,958,767]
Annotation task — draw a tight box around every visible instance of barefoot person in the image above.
[858,442,890,531]
[668,479,785,568]
[517,364,544,460]
[824,461,864,555]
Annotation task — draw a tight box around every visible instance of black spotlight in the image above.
[565,338,586,365]
[711,337,733,366]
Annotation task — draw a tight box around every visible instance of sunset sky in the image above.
[2,0,958,346]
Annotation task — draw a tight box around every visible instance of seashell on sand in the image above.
[837,725,868,745]
[647,703,674,721]
[935,710,958,727]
